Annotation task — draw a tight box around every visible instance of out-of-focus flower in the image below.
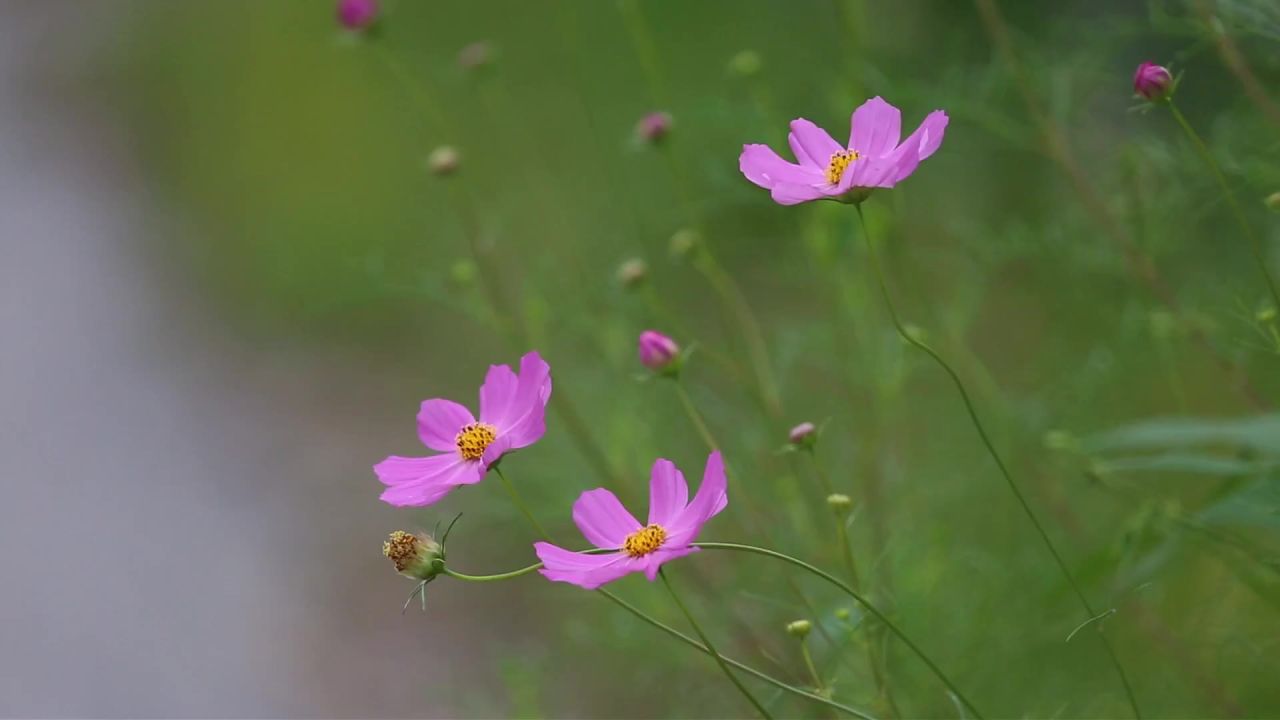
[1132,62,1174,102]
[374,351,552,507]
[427,146,461,176]
[638,330,680,374]
[668,228,701,260]
[827,493,852,514]
[457,41,492,71]
[789,421,817,447]
[728,50,762,78]
[383,530,444,580]
[336,0,378,31]
[739,97,948,205]
[1265,191,1280,213]
[636,111,673,143]
[616,258,648,289]
[535,452,728,589]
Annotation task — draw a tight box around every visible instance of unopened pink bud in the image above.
[337,0,378,31]
[789,422,817,447]
[636,112,672,143]
[1133,62,1173,102]
[638,330,680,372]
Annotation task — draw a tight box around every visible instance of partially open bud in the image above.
[1265,192,1280,213]
[383,530,444,581]
[728,50,762,78]
[636,111,672,144]
[786,619,813,639]
[1133,62,1174,102]
[427,146,461,176]
[457,41,492,71]
[827,493,852,515]
[336,0,378,31]
[638,330,680,374]
[669,228,701,260]
[789,421,817,448]
[616,258,648,289]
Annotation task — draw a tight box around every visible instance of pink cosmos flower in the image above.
[535,452,728,589]
[375,351,552,507]
[739,96,948,205]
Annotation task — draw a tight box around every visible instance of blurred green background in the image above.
[5,0,1279,717]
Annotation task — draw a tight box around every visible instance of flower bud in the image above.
[638,330,680,373]
[1042,429,1077,452]
[450,258,477,286]
[457,41,492,71]
[789,421,817,448]
[786,619,812,638]
[336,0,378,31]
[636,111,672,144]
[827,493,852,515]
[383,530,444,581]
[728,50,762,78]
[427,146,461,176]
[1133,62,1174,102]
[1265,192,1280,213]
[834,607,851,621]
[1257,305,1277,324]
[668,228,701,260]
[616,258,648,289]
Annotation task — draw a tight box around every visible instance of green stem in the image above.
[493,465,551,540]
[804,447,837,497]
[854,206,1137,718]
[1168,101,1280,312]
[443,564,542,583]
[660,568,773,719]
[673,380,719,451]
[697,540,983,719]
[800,639,826,694]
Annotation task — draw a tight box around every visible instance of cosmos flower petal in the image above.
[666,451,729,545]
[740,144,823,189]
[374,454,482,507]
[480,433,513,469]
[416,399,475,452]
[849,96,902,158]
[882,110,949,186]
[535,544,641,589]
[573,488,643,548]
[500,351,552,441]
[478,362,519,429]
[788,119,843,165]
[771,182,829,205]
[788,132,819,169]
[647,458,689,527]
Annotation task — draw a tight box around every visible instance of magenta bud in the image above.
[337,0,378,31]
[1133,62,1173,102]
[638,330,680,373]
[636,111,672,143]
[789,422,817,447]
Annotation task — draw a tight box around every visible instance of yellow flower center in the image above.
[826,149,860,184]
[622,524,667,557]
[382,530,420,573]
[455,422,497,461]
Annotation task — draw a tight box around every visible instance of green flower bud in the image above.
[728,50,762,78]
[427,145,461,176]
[1265,192,1280,212]
[834,608,851,621]
[668,228,701,260]
[616,258,648,289]
[827,493,853,515]
[450,258,477,286]
[1257,305,1277,324]
[786,619,812,638]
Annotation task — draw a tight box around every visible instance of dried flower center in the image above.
[383,530,420,573]
[826,149,860,184]
[455,422,497,461]
[622,524,667,557]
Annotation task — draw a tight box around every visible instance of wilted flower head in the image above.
[374,351,552,507]
[616,258,648,289]
[336,0,378,31]
[458,41,492,71]
[636,111,673,143]
[427,146,461,176]
[1132,62,1174,102]
[383,530,444,580]
[535,452,729,589]
[638,330,680,373]
[740,97,948,205]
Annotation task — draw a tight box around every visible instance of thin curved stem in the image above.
[800,639,826,695]
[696,541,983,719]
[673,380,719,451]
[442,564,542,583]
[493,465,551,540]
[660,568,773,719]
[854,206,1138,718]
[1167,101,1280,312]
